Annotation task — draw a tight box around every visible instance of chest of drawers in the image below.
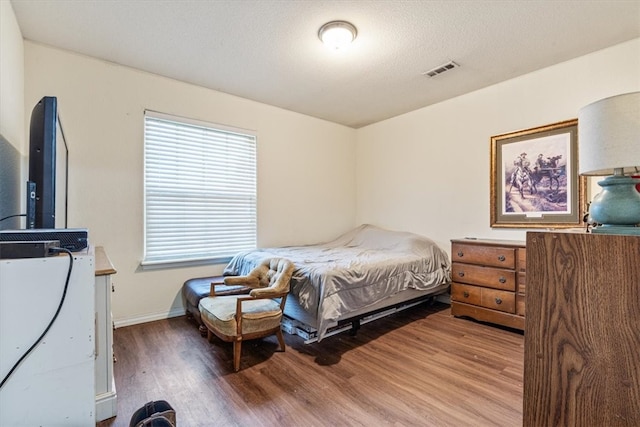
[450,238,526,330]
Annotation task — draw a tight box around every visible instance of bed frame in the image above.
[223,225,452,343]
[281,283,450,343]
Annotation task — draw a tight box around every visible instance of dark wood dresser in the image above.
[450,238,526,330]
[524,231,640,426]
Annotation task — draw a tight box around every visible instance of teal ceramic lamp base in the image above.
[591,175,640,236]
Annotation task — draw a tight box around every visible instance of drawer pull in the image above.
[498,255,506,262]
[499,277,506,284]
[463,291,469,298]
[458,272,465,278]
[457,251,464,258]
[495,297,503,305]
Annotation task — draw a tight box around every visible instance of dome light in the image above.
[318,21,357,50]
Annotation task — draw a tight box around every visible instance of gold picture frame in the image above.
[490,119,586,228]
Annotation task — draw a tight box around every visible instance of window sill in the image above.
[139,256,232,271]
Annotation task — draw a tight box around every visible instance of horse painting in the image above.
[508,165,535,198]
[531,155,564,192]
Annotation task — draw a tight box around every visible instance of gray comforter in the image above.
[223,224,451,340]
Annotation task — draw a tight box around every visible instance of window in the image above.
[143,111,256,266]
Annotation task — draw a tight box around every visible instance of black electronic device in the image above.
[0,240,59,259]
[28,96,68,229]
[0,228,87,252]
[26,181,36,229]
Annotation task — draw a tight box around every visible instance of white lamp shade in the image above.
[578,91,640,176]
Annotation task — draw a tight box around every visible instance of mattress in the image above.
[224,224,451,341]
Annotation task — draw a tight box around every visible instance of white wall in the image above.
[0,0,24,152]
[24,42,357,325]
[356,38,640,251]
[20,36,640,325]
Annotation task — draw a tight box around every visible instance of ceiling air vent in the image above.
[422,61,459,78]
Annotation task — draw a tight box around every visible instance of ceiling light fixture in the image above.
[318,21,357,50]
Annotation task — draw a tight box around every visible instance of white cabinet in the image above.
[0,249,95,426]
[95,246,117,422]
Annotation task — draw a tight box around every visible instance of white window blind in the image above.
[143,111,256,266]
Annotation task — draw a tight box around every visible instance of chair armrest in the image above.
[236,291,288,302]
[235,292,289,318]
[209,282,252,296]
[209,279,224,296]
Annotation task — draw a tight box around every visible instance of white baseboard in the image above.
[95,389,117,422]
[114,306,186,328]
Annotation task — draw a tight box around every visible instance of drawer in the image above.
[452,262,516,291]
[452,243,516,269]
[451,283,481,306]
[452,283,515,314]
[480,288,516,314]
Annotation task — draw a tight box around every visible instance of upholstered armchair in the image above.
[198,257,295,371]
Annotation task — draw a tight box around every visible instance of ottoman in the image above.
[182,275,250,335]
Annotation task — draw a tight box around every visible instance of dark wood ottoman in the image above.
[182,276,250,336]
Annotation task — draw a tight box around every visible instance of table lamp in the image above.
[578,91,640,235]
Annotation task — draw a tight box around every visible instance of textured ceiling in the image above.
[10,0,640,128]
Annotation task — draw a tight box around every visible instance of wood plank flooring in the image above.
[97,302,524,427]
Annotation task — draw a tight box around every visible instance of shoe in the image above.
[129,400,176,427]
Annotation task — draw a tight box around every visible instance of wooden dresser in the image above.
[450,238,526,330]
[524,231,639,426]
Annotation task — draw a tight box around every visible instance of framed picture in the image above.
[490,119,586,228]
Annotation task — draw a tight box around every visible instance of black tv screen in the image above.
[28,96,68,229]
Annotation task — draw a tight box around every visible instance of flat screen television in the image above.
[27,96,68,229]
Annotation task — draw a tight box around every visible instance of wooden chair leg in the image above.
[276,329,286,352]
[198,324,208,337]
[233,339,242,372]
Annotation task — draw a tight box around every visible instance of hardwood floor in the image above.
[97,302,524,427]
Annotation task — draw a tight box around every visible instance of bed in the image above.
[223,224,451,342]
